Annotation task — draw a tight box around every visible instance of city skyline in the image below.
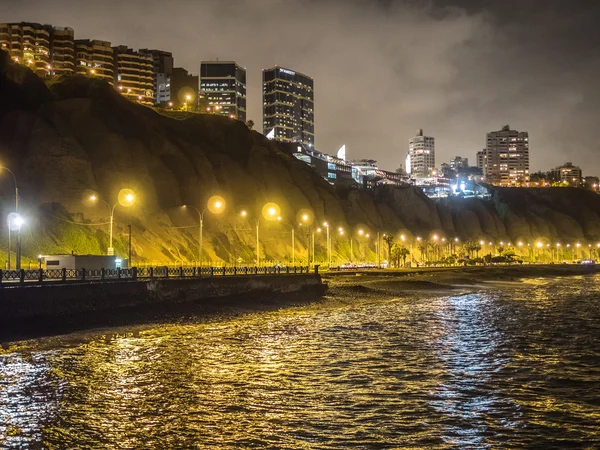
[1,0,599,174]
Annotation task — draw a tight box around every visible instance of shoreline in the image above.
[322,264,599,300]
[2,265,596,344]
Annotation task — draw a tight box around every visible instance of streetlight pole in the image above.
[256,220,260,266]
[1,167,18,270]
[323,222,330,268]
[183,205,205,268]
[292,227,295,266]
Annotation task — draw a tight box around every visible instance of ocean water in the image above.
[1,276,599,449]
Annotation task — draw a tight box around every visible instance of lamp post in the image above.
[1,166,18,270]
[7,213,24,270]
[351,229,365,262]
[323,222,331,268]
[90,189,135,256]
[184,196,225,268]
[242,203,279,266]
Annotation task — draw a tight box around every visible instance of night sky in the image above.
[2,0,599,175]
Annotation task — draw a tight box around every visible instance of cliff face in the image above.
[1,51,599,265]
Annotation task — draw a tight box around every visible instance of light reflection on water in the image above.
[1,276,600,448]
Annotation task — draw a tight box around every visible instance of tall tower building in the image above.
[112,45,154,105]
[200,61,246,121]
[262,66,314,147]
[75,39,114,83]
[407,129,435,178]
[485,125,529,185]
[0,22,74,77]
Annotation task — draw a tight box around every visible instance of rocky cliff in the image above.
[1,51,599,265]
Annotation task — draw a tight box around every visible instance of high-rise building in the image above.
[262,66,314,147]
[476,150,487,173]
[485,125,529,185]
[112,45,154,105]
[140,49,173,105]
[200,61,246,121]
[170,67,198,108]
[75,39,114,83]
[0,22,74,77]
[406,129,435,178]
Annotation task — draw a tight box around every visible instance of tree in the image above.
[463,240,481,258]
[383,235,395,262]
[391,244,410,267]
[246,119,255,130]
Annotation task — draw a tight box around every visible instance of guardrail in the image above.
[0,265,313,287]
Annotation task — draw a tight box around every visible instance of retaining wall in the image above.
[0,274,325,321]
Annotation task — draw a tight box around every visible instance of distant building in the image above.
[200,61,247,121]
[75,39,114,83]
[476,150,487,173]
[584,176,599,192]
[406,129,435,178]
[140,49,173,105]
[484,125,529,185]
[449,156,469,170]
[112,45,154,105]
[263,66,314,147]
[170,67,199,108]
[0,22,74,76]
[551,162,583,185]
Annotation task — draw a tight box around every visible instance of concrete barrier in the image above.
[0,274,326,323]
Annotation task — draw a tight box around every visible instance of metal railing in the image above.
[0,265,313,287]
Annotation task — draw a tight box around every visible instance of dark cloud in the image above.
[2,0,599,175]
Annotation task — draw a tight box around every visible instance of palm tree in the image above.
[384,235,395,263]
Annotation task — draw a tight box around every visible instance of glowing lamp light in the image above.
[358,229,364,236]
[208,195,226,214]
[240,210,247,217]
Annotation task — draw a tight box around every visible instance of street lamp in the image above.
[89,189,135,256]
[351,229,365,262]
[242,203,280,266]
[323,222,330,268]
[7,212,24,270]
[0,166,19,269]
[183,195,225,268]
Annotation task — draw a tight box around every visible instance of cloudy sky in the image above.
[2,0,600,174]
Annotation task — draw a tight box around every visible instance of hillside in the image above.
[1,50,599,266]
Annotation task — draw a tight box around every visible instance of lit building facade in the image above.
[263,66,314,147]
[200,61,246,120]
[406,129,435,178]
[0,22,74,77]
[551,162,582,184]
[112,45,154,105]
[476,150,487,174]
[140,49,173,105]
[449,156,469,170]
[75,39,114,83]
[485,125,529,185]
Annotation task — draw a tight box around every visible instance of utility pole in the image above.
[128,224,132,267]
